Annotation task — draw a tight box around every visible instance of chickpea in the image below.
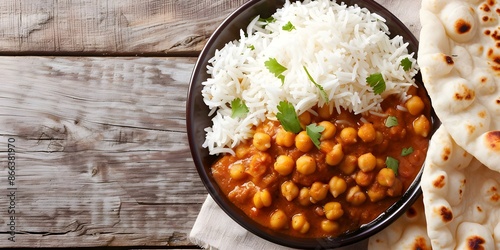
[281,180,299,201]
[324,202,344,220]
[295,131,313,152]
[309,182,329,203]
[321,220,340,233]
[387,178,403,197]
[405,96,425,116]
[355,171,375,187]
[358,123,376,143]
[247,152,272,177]
[296,155,316,175]
[326,144,344,166]
[367,183,387,202]
[318,104,332,119]
[320,140,334,154]
[274,155,295,176]
[329,176,347,198]
[377,168,396,187]
[339,154,357,174]
[253,189,272,208]
[376,158,386,170]
[340,127,357,145]
[292,214,310,234]
[235,144,250,159]
[298,111,312,127]
[374,131,384,145]
[276,127,295,147]
[346,185,366,206]
[413,115,431,137]
[298,187,312,206]
[253,132,271,151]
[270,209,288,230]
[319,121,336,140]
[358,152,377,172]
[229,163,246,180]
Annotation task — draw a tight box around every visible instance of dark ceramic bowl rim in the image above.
[187,0,440,248]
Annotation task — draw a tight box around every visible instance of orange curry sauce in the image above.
[211,86,431,238]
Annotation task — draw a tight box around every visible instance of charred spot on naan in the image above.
[467,124,477,135]
[444,55,454,65]
[442,146,451,161]
[459,179,466,196]
[474,72,496,95]
[479,76,488,84]
[481,2,491,12]
[406,206,418,218]
[454,84,476,101]
[455,19,472,34]
[484,130,500,151]
[467,236,486,250]
[433,175,446,189]
[486,48,500,72]
[488,185,500,202]
[441,2,478,42]
[485,30,500,42]
[437,206,453,223]
[413,237,431,250]
[477,205,483,212]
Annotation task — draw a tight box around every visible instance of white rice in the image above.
[201,0,419,155]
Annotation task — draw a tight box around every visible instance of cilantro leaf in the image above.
[366,73,386,95]
[278,75,285,83]
[282,21,296,31]
[248,45,255,50]
[259,16,276,23]
[231,98,249,118]
[401,147,414,156]
[385,116,398,127]
[306,124,325,149]
[386,156,399,175]
[400,57,412,71]
[265,58,287,84]
[303,66,329,102]
[276,101,301,134]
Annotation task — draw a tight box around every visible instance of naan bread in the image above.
[418,0,500,171]
[368,196,432,250]
[421,126,500,249]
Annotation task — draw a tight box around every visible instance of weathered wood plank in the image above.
[0,0,249,55]
[0,56,207,247]
[0,0,420,55]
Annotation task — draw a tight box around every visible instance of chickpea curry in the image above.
[211,86,432,238]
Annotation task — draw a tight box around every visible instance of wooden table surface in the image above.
[0,0,420,248]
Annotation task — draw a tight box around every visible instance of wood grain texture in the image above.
[0,0,249,55]
[0,56,206,247]
[0,0,420,56]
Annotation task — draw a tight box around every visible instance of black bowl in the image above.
[187,0,439,248]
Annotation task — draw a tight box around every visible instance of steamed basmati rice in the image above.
[202,0,419,155]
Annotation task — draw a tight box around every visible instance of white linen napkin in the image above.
[189,1,421,249]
